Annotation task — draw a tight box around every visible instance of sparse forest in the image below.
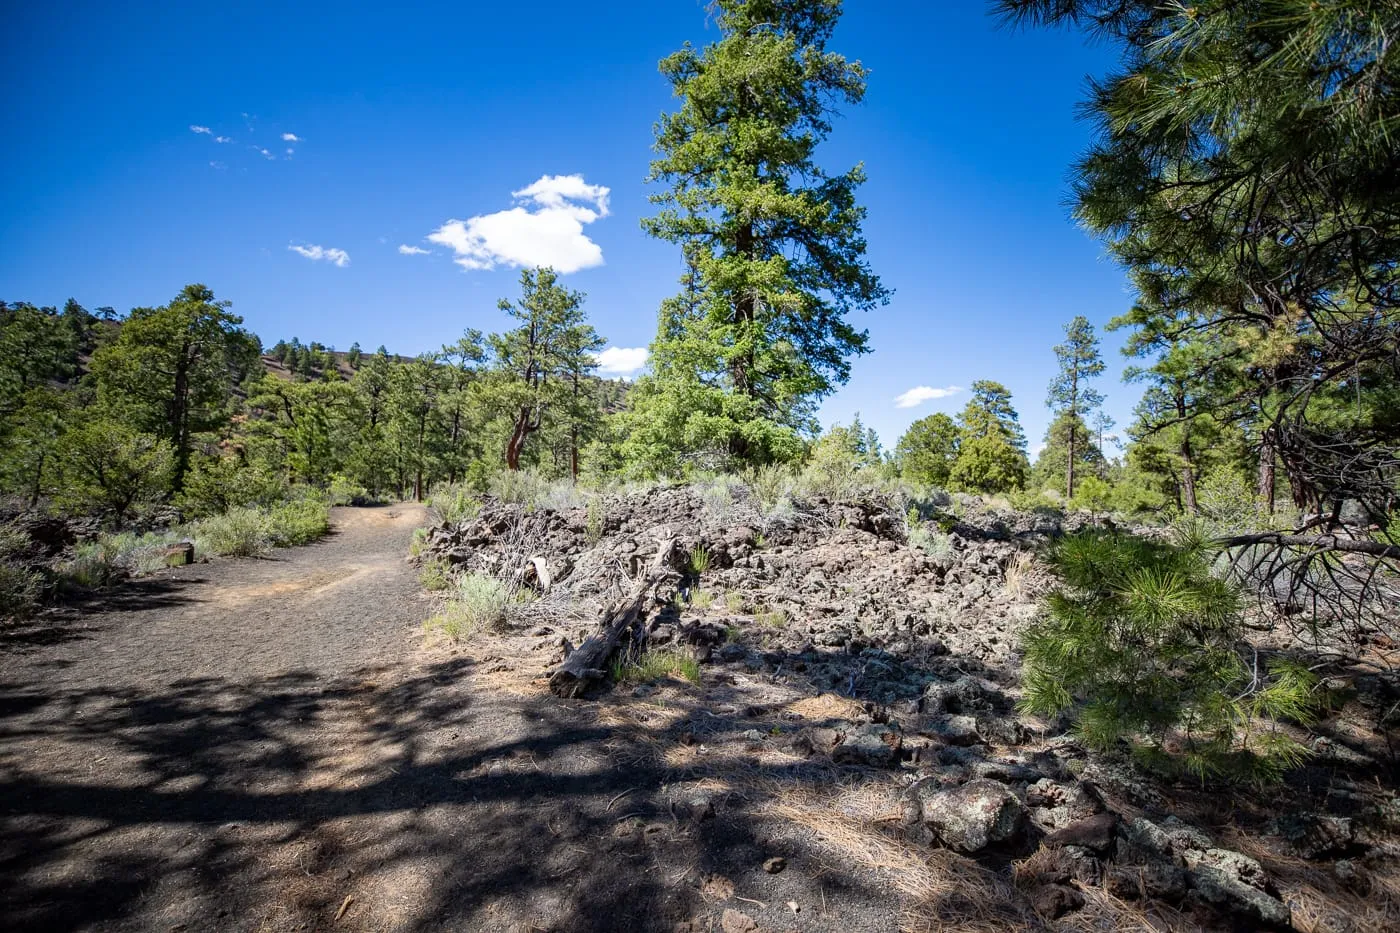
[3,1,1398,931]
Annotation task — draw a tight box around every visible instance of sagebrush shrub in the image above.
[263,498,330,547]
[1020,528,1319,783]
[195,508,271,558]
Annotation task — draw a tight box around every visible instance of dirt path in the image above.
[0,506,922,933]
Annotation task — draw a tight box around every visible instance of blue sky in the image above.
[0,0,1135,457]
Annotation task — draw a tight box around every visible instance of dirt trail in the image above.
[0,506,903,933]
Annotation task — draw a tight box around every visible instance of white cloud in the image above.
[214,135,232,143]
[209,161,227,170]
[282,132,301,142]
[285,148,295,155]
[594,347,649,378]
[190,125,211,134]
[254,147,275,160]
[288,244,350,267]
[894,385,964,409]
[427,173,610,274]
[398,244,430,255]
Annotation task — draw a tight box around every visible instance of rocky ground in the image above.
[420,483,1400,932]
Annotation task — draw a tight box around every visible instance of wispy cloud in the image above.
[594,347,649,378]
[190,125,212,134]
[209,161,227,170]
[282,132,301,142]
[427,174,610,274]
[894,385,964,409]
[214,135,232,143]
[288,244,350,268]
[285,148,295,156]
[398,244,430,256]
[253,147,275,160]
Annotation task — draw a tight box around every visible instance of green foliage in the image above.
[428,484,482,525]
[688,544,712,575]
[1020,530,1319,783]
[90,284,258,490]
[0,562,42,619]
[426,573,513,641]
[690,589,715,610]
[262,497,331,548]
[629,0,888,471]
[725,591,747,612]
[895,413,959,487]
[756,608,787,628]
[178,455,285,518]
[194,508,271,558]
[949,381,1029,494]
[418,560,451,592]
[585,497,605,543]
[907,522,954,566]
[610,648,700,686]
[56,420,173,522]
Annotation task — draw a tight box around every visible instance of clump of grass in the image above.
[757,607,788,628]
[725,591,747,612]
[688,544,712,575]
[408,526,429,559]
[753,532,768,549]
[0,562,42,619]
[690,589,715,610]
[428,483,482,524]
[419,559,451,591]
[610,648,701,686]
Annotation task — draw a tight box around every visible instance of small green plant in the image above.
[610,648,701,686]
[419,560,451,591]
[1020,528,1320,784]
[0,562,42,619]
[585,497,605,543]
[457,572,513,632]
[907,522,954,566]
[691,589,715,610]
[428,484,482,524]
[725,591,746,612]
[688,544,712,575]
[408,526,429,559]
[756,607,787,627]
[753,532,768,549]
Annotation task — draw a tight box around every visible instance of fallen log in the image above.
[549,537,679,698]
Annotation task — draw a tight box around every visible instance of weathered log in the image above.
[548,538,679,698]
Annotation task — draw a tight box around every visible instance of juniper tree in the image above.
[895,412,959,487]
[635,0,889,468]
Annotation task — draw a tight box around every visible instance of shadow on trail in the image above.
[0,654,932,932]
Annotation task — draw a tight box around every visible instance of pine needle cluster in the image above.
[1020,527,1320,783]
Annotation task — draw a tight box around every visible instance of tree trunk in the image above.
[1066,421,1076,501]
[1258,427,1277,514]
[549,539,680,698]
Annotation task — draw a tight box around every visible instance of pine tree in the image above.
[89,284,258,491]
[635,0,889,467]
[1047,316,1105,500]
[950,380,1029,493]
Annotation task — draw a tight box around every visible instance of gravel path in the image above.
[0,505,908,933]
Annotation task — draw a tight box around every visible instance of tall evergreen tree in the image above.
[1047,316,1105,499]
[950,380,1029,493]
[634,0,889,467]
[89,284,258,491]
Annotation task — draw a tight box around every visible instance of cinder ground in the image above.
[0,506,943,933]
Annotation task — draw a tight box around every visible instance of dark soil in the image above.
[0,506,920,933]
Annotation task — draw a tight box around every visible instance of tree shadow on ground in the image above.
[0,651,1007,933]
